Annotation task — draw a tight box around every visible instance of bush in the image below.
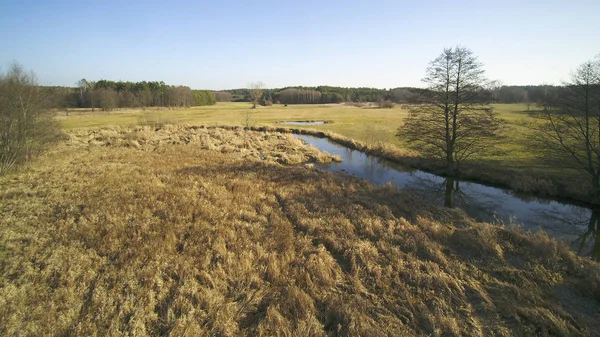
[0,63,62,174]
[378,99,395,108]
[345,101,366,108]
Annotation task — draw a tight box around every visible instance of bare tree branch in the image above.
[529,57,600,201]
[248,81,265,109]
[397,46,503,176]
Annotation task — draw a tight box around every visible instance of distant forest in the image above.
[215,85,558,106]
[42,80,557,110]
[42,79,217,111]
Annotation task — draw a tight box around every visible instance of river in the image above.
[295,134,599,258]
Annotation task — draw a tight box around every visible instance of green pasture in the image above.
[59,102,538,163]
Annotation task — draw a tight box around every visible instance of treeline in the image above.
[43,82,562,109]
[220,86,408,104]
[490,85,557,105]
[217,85,560,105]
[216,86,448,105]
[43,79,216,111]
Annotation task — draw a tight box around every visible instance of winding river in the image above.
[295,134,599,257]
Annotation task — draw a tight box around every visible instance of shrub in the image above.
[0,63,62,174]
[378,99,395,108]
[345,101,366,108]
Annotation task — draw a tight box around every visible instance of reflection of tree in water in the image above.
[344,148,353,162]
[407,176,502,224]
[509,190,554,204]
[361,154,405,183]
[440,178,599,260]
[577,210,599,260]
[443,178,501,218]
[535,207,598,261]
[362,154,380,180]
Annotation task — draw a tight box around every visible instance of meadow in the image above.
[58,102,584,203]
[60,102,530,146]
[1,126,599,336]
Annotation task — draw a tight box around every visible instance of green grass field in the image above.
[58,102,551,175]
[60,102,534,151]
[59,102,590,203]
[60,103,411,145]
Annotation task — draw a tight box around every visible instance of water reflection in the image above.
[407,176,502,224]
[578,210,599,260]
[280,121,325,125]
[536,207,599,261]
[295,134,598,258]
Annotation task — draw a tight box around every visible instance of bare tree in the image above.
[77,79,86,107]
[397,46,503,176]
[95,88,119,112]
[488,80,503,103]
[248,81,265,109]
[77,78,96,112]
[0,63,61,173]
[530,56,600,201]
[214,91,233,102]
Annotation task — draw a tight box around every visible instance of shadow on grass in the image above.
[176,159,600,336]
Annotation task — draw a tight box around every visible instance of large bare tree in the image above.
[398,46,502,176]
[248,81,265,109]
[531,56,600,200]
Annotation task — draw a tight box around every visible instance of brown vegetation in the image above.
[66,125,341,165]
[214,91,234,102]
[230,125,594,205]
[377,99,395,109]
[0,63,62,174]
[0,127,599,336]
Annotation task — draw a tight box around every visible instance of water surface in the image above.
[295,134,598,257]
[280,121,325,125]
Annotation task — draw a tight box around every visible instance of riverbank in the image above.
[233,125,595,208]
[59,103,587,205]
[1,126,599,335]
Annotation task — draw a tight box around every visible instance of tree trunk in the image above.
[579,209,600,261]
[444,178,454,208]
[593,222,600,261]
[593,173,600,202]
[446,145,454,176]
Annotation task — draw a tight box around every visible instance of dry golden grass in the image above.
[58,103,593,204]
[1,127,599,336]
[66,125,341,165]
[216,125,588,203]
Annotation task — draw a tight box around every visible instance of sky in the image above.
[0,0,598,90]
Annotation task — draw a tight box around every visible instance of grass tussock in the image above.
[66,125,341,165]
[0,128,599,336]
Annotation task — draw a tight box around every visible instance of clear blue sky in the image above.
[1,0,598,89]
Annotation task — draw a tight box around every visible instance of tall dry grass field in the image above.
[1,126,599,336]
